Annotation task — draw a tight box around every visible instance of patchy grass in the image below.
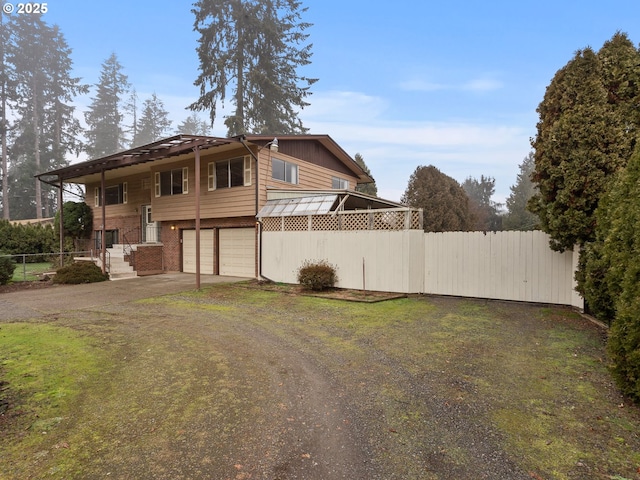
[1,284,639,479]
[0,322,106,465]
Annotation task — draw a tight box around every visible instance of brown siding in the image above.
[274,140,355,177]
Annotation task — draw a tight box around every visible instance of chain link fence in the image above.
[0,251,104,282]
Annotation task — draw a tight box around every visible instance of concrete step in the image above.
[109,271,138,281]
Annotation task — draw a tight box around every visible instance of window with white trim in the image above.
[155,167,188,197]
[332,177,349,189]
[272,158,298,184]
[94,182,128,206]
[208,156,251,191]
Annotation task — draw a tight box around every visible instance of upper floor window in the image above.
[208,156,251,190]
[154,167,188,197]
[272,158,298,184]
[332,177,349,189]
[94,183,127,207]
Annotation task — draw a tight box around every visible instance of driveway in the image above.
[0,273,247,319]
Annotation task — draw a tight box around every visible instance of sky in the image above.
[13,0,640,203]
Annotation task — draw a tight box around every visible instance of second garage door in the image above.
[219,228,255,277]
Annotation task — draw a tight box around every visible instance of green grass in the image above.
[10,262,53,282]
[0,323,106,447]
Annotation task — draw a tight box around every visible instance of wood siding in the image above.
[87,146,361,224]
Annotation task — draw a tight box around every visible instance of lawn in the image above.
[10,261,53,282]
[0,283,639,479]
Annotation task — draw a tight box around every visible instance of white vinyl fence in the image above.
[261,230,583,309]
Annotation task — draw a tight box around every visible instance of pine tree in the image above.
[353,153,377,196]
[0,10,11,219]
[176,113,212,136]
[401,165,472,232]
[462,175,502,231]
[6,15,86,219]
[134,93,171,146]
[190,0,317,136]
[503,152,538,230]
[85,53,129,158]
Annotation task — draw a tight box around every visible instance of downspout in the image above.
[194,146,201,290]
[239,136,261,278]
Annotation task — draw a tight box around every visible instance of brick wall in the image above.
[133,245,163,275]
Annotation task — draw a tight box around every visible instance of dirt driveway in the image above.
[1,276,639,479]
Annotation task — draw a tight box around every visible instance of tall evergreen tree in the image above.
[6,15,85,219]
[503,152,538,231]
[462,175,502,231]
[176,113,212,136]
[353,153,377,196]
[190,0,317,136]
[134,93,171,146]
[84,53,129,158]
[0,10,12,219]
[529,33,640,252]
[401,165,472,232]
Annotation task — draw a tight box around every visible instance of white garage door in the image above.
[219,228,256,277]
[182,229,214,274]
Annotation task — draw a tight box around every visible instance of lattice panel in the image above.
[312,215,340,231]
[261,217,281,231]
[411,210,422,230]
[340,212,369,230]
[283,216,309,231]
[372,211,402,230]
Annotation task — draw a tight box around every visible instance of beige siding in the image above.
[86,172,152,220]
[258,150,359,208]
[261,230,583,308]
[84,145,360,224]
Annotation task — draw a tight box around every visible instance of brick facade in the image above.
[132,245,163,275]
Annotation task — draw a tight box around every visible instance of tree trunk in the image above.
[33,75,42,219]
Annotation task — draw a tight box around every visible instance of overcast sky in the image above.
[22,0,640,202]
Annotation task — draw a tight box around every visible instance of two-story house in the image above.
[38,134,387,279]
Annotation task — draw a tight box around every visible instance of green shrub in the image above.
[297,260,338,291]
[0,254,16,285]
[53,262,109,285]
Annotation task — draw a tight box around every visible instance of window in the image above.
[155,167,188,197]
[332,177,349,189]
[272,158,298,184]
[208,156,251,191]
[94,183,127,206]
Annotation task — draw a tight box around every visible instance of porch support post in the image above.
[194,146,201,290]
[58,177,64,267]
[101,169,106,275]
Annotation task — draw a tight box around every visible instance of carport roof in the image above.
[36,135,236,183]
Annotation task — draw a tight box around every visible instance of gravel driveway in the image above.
[1,275,637,479]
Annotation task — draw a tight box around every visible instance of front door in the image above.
[142,205,159,243]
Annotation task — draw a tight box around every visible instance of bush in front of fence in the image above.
[0,253,17,285]
[53,262,109,285]
[297,260,338,291]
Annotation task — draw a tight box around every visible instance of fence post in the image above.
[21,254,26,281]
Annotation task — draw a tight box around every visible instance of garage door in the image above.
[182,229,214,274]
[219,228,256,277]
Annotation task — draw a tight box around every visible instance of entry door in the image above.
[142,205,159,243]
